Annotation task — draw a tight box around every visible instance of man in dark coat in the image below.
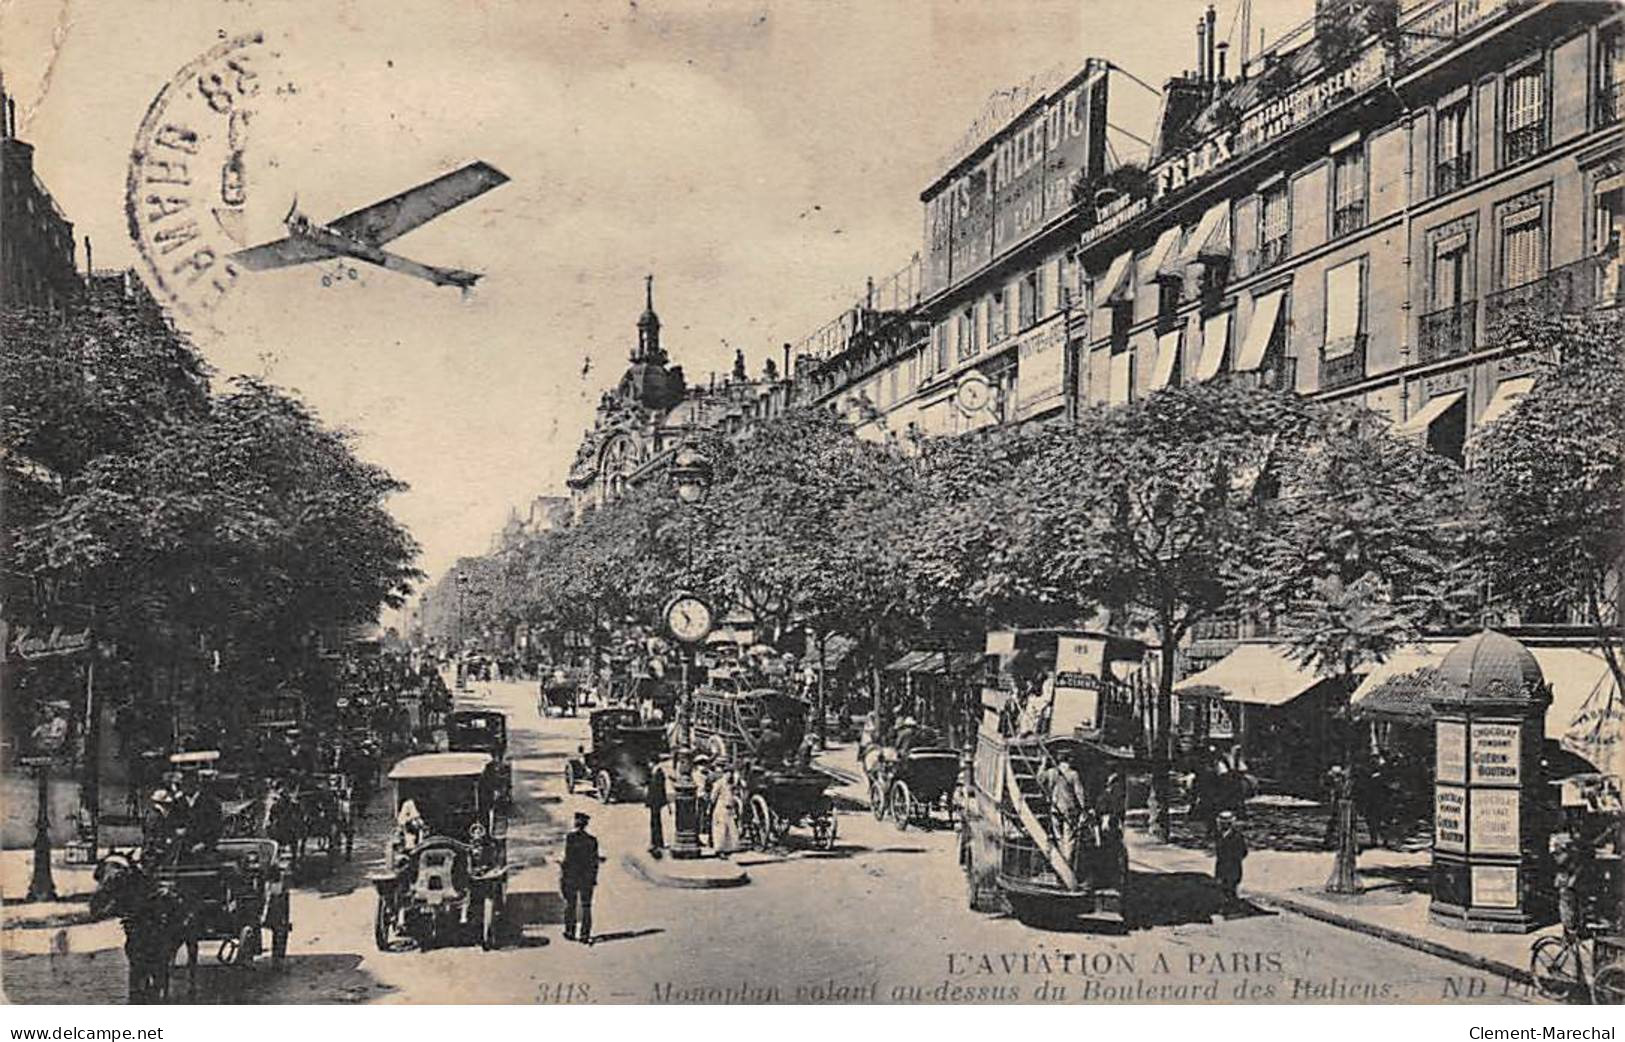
[1213,810,1248,913]
[561,812,599,944]
[172,771,224,858]
[644,762,668,857]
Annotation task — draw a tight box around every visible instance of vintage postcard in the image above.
[2,0,1621,1010]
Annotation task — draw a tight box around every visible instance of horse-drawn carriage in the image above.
[738,764,839,852]
[153,838,294,966]
[564,708,669,803]
[372,753,510,951]
[446,709,513,808]
[863,725,962,830]
[263,772,353,871]
[538,666,588,717]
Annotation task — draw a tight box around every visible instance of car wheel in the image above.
[479,894,499,951]
[595,770,614,804]
[563,762,577,793]
[374,895,392,952]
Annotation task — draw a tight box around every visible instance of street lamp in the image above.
[667,443,713,860]
[456,571,469,688]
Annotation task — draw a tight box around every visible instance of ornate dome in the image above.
[1437,630,1547,705]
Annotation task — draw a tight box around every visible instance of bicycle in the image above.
[1530,930,1625,1004]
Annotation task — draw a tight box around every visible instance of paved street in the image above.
[2,679,1546,1004]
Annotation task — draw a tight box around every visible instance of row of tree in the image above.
[440,308,1622,807]
[2,295,421,728]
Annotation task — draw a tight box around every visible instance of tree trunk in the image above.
[1147,634,1178,841]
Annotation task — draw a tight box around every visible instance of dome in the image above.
[1436,630,1547,705]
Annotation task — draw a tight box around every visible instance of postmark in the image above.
[125,32,280,326]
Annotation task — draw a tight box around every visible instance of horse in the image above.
[263,785,307,871]
[90,853,200,1003]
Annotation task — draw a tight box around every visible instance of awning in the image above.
[886,649,981,675]
[1234,290,1284,372]
[1099,251,1136,304]
[1532,647,1622,769]
[1143,226,1184,282]
[886,649,934,673]
[1109,349,1133,404]
[1173,643,1328,706]
[1350,643,1454,719]
[1194,312,1230,382]
[1171,201,1232,271]
[1477,376,1535,429]
[809,633,858,671]
[1148,330,1182,392]
[1396,390,1465,437]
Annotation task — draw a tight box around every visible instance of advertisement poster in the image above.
[1435,785,1466,852]
[1468,788,1520,855]
[1470,865,1520,909]
[1435,720,1466,784]
[1468,721,1521,785]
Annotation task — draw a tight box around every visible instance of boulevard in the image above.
[1,678,1544,1005]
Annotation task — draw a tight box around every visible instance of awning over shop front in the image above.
[886,649,982,675]
[1234,290,1284,372]
[1477,376,1535,429]
[1100,251,1136,304]
[1194,312,1230,382]
[1170,201,1232,271]
[1350,644,1453,721]
[886,649,934,673]
[1149,330,1182,392]
[1395,390,1465,438]
[1173,643,1327,706]
[1143,227,1184,283]
[1532,646,1621,769]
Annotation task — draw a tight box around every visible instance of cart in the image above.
[152,838,292,965]
[872,744,962,830]
[739,765,839,852]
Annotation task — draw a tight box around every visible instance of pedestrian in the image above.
[1322,765,1347,849]
[1213,810,1248,913]
[644,760,668,857]
[1036,754,1085,869]
[1354,759,1388,849]
[560,811,599,945]
[710,768,742,857]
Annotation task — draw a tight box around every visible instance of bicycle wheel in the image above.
[1591,964,1625,1006]
[1530,936,1582,1000]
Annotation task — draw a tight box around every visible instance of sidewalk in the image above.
[0,848,101,930]
[1127,827,1554,986]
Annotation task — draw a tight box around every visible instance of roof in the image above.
[388,753,493,780]
[1174,643,1329,706]
[886,649,982,675]
[1350,643,1453,719]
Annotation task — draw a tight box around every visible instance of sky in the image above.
[1,0,1315,614]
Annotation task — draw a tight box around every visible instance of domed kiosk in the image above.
[1429,630,1553,933]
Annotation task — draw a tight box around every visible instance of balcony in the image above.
[1320,334,1367,391]
[1503,123,1545,166]
[1332,201,1366,238]
[1417,301,1477,364]
[1259,235,1290,272]
[1231,356,1298,393]
[1600,80,1622,127]
[1484,256,1608,342]
[1435,153,1473,195]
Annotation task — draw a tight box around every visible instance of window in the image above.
[934,322,949,372]
[1600,26,1623,126]
[1422,235,1474,363]
[1503,65,1546,165]
[1322,258,1366,389]
[1432,239,1469,310]
[1110,300,1133,354]
[958,308,977,360]
[1331,146,1366,237]
[1596,179,1623,305]
[1259,183,1290,269]
[889,366,899,405]
[1435,99,1473,195]
[1156,278,1182,332]
[1020,269,1040,328]
[988,291,1006,344]
[1501,216,1544,289]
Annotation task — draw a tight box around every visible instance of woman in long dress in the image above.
[710,770,741,857]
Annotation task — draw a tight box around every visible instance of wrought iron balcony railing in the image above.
[1417,301,1477,364]
[1332,202,1366,238]
[1484,256,1608,342]
[1435,153,1473,196]
[1230,356,1297,393]
[1259,235,1290,272]
[1320,334,1367,391]
[1599,81,1622,127]
[1504,122,1545,166]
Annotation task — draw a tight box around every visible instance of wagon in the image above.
[870,740,962,830]
[371,753,509,951]
[152,838,292,965]
[738,764,839,852]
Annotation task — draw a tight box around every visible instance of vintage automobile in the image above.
[371,753,509,951]
[960,629,1146,928]
[151,837,293,965]
[738,763,840,851]
[864,723,962,830]
[563,708,669,803]
[688,687,810,765]
[445,710,513,808]
[537,666,588,717]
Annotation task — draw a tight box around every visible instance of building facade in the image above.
[1,80,78,310]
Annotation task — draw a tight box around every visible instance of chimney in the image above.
[1206,5,1218,85]
[1196,18,1207,81]
[782,342,791,383]
[1217,41,1229,82]
[84,236,92,278]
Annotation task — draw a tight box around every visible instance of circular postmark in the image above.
[126,32,282,326]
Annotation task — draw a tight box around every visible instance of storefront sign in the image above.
[1435,785,1466,852]
[1012,315,1069,420]
[6,624,93,662]
[1436,720,1466,784]
[1469,865,1519,909]
[923,64,1108,295]
[1469,788,1520,855]
[1469,721,1521,785]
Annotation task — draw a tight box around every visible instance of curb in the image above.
[620,852,749,890]
[1127,856,1533,988]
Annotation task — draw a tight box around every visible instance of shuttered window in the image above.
[1503,66,1545,163]
[1501,219,1543,289]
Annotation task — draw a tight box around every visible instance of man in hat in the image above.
[144,788,178,863]
[644,760,668,857]
[561,811,600,944]
[1213,810,1248,913]
[172,769,224,858]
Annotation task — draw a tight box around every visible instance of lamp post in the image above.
[456,571,469,688]
[668,444,713,860]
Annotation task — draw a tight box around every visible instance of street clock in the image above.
[663,594,715,644]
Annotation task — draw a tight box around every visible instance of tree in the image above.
[1470,309,1625,748]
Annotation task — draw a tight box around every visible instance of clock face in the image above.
[955,374,992,415]
[665,596,714,644]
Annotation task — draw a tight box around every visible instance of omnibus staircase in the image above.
[1003,743,1078,890]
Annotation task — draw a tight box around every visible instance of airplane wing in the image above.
[376,248,481,288]
[328,161,510,246]
[229,236,336,270]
